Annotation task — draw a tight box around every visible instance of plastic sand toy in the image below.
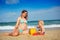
[29,28,37,35]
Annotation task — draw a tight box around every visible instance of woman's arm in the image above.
[15,17,20,29]
[9,17,20,35]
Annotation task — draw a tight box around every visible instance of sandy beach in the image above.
[0,28,60,40]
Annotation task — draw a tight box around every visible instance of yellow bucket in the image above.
[29,28,37,35]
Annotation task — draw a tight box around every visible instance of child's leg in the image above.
[37,31,45,35]
[37,31,41,34]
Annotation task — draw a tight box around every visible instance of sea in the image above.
[0,20,60,32]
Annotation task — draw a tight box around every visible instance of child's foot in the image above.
[40,32,45,35]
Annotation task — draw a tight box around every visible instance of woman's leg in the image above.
[4,29,19,36]
[9,29,19,36]
[22,29,29,34]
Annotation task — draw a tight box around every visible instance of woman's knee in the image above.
[13,33,19,36]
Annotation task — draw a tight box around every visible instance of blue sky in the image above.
[0,0,60,22]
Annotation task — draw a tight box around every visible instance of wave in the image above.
[44,24,60,28]
[0,26,14,30]
[0,24,60,30]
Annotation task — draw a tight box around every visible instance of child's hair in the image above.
[38,20,44,25]
[21,10,28,20]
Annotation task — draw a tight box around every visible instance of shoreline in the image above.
[0,27,60,33]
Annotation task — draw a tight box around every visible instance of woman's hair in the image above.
[21,10,28,20]
[22,10,28,13]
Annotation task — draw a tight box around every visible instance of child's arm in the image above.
[40,21,45,33]
[41,24,45,32]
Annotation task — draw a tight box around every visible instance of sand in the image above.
[0,28,60,40]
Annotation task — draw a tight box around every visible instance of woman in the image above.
[5,10,28,36]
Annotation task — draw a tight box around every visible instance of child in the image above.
[37,20,45,35]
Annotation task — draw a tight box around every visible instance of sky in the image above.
[0,0,60,22]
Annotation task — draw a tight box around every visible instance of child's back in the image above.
[37,20,45,35]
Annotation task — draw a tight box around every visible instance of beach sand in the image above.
[0,28,60,40]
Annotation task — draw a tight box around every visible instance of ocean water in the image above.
[0,20,60,30]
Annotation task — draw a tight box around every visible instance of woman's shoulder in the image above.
[17,17,21,20]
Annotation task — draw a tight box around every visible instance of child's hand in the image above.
[37,25,40,28]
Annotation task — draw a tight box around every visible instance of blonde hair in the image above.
[38,20,44,25]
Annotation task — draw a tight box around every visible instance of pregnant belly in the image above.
[19,23,27,30]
